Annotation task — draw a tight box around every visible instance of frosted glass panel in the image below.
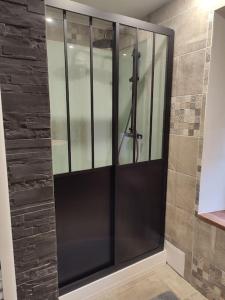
[93,19,113,168]
[67,12,92,171]
[151,34,168,160]
[118,25,136,165]
[46,7,69,175]
[136,30,153,162]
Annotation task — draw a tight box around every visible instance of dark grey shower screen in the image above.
[46,0,174,295]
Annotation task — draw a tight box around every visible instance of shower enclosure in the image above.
[45,0,174,294]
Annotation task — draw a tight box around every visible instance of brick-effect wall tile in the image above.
[0,0,58,299]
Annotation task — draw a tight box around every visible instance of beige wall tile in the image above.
[165,202,176,244]
[167,169,176,205]
[166,205,194,253]
[172,57,178,97]
[148,0,225,297]
[163,7,208,57]
[170,95,203,137]
[184,251,194,283]
[215,228,225,271]
[149,0,200,24]
[176,136,198,176]
[174,207,194,253]
[176,172,196,213]
[193,219,216,262]
[169,135,198,176]
[177,50,205,96]
[168,134,176,170]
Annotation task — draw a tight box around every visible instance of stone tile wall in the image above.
[0,0,58,299]
[148,1,225,299]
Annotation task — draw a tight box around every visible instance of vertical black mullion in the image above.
[90,17,95,169]
[149,33,156,161]
[63,10,72,172]
[112,22,119,265]
[160,33,174,247]
[132,28,138,163]
[162,35,174,161]
[112,22,119,166]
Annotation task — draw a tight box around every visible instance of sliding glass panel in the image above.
[93,19,113,168]
[46,7,69,175]
[118,25,136,165]
[136,30,153,163]
[151,34,168,160]
[67,12,92,171]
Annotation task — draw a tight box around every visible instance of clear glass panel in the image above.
[118,25,136,165]
[151,34,168,160]
[46,7,69,175]
[93,19,113,168]
[67,12,92,171]
[136,30,153,162]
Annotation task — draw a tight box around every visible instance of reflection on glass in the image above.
[46,7,69,175]
[118,25,136,165]
[67,12,92,171]
[151,34,167,160]
[93,19,113,168]
[136,30,153,162]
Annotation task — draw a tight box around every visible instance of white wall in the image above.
[199,12,225,213]
[0,90,17,299]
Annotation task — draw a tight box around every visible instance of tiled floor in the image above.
[90,264,206,300]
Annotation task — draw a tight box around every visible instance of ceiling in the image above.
[72,0,171,19]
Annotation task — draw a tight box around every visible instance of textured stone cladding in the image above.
[148,1,225,299]
[0,0,58,299]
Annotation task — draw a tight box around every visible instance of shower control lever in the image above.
[137,133,143,140]
[124,128,143,140]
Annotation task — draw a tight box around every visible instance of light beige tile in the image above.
[177,50,205,96]
[193,218,216,262]
[165,202,176,243]
[155,265,203,299]
[172,57,178,97]
[169,135,198,176]
[215,228,225,272]
[90,265,207,300]
[184,291,207,300]
[174,207,194,253]
[163,6,208,57]
[175,172,196,213]
[176,136,198,176]
[168,134,176,171]
[149,0,200,24]
[167,169,176,205]
[184,251,193,283]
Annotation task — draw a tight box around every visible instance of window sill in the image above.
[198,210,225,231]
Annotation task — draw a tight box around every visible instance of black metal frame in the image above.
[149,33,155,160]
[46,0,174,295]
[63,10,72,172]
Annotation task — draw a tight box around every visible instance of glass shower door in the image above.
[46,0,173,291]
[46,7,114,287]
[116,26,168,264]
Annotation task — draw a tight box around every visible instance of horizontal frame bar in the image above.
[46,0,174,37]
